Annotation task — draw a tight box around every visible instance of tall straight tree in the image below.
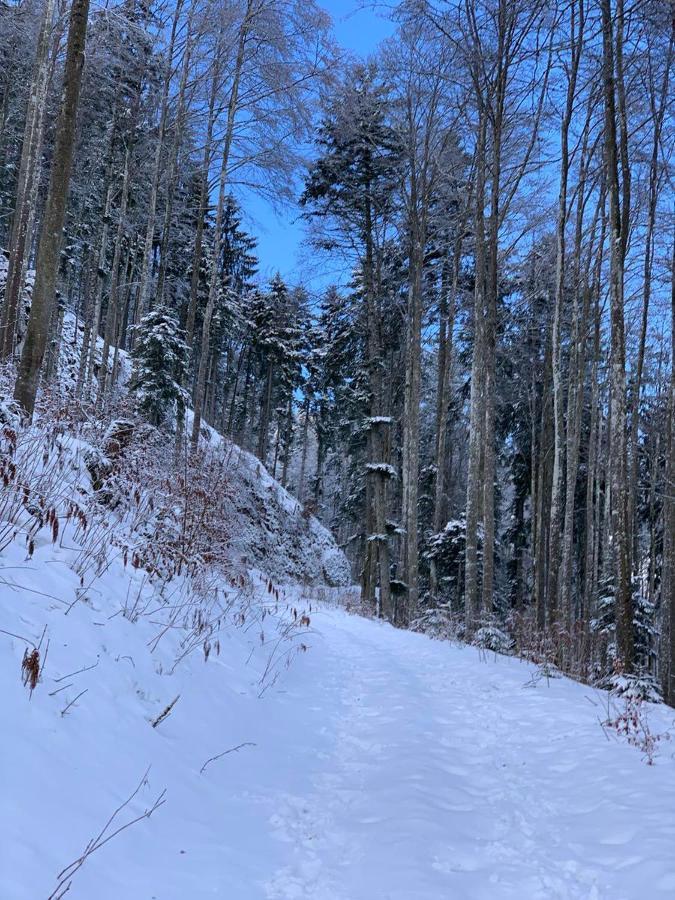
[191,0,254,450]
[666,235,675,703]
[389,9,454,614]
[443,0,552,628]
[600,0,632,670]
[0,0,56,359]
[14,0,90,418]
[301,66,401,619]
[131,0,184,335]
[547,0,585,626]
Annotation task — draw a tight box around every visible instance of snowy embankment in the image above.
[64,307,351,588]
[0,314,349,899]
[0,406,348,898]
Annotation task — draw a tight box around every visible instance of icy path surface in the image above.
[258,609,675,900]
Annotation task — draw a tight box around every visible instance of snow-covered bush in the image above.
[591,573,657,681]
[410,603,463,642]
[473,624,514,655]
[601,672,662,704]
[322,549,351,587]
[423,518,468,607]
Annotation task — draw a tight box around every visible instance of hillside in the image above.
[0,358,352,898]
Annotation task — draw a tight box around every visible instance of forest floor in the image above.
[4,525,675,900]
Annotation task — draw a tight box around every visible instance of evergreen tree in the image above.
[130,306,187,427]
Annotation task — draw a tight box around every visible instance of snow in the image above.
[193,435,351,588]
[4,520,675,899]
[364,462,397,477]
[60,309,133,395]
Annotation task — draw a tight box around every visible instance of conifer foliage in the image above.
[129,307,187,427]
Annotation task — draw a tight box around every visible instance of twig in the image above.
[48,767,166,900]
[61,688,88,717]
[0,578,68,605]
[36,624,48,651]
[53,657,99,683]
[39,638,50,679]
[151,694,180,728]
[200,742,256,774]
[0,627,36,647]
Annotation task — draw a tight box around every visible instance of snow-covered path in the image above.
[256,609,675,900]
[5,587,675,899]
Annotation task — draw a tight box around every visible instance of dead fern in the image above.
[21,648,40,693]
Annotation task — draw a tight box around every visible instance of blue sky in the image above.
[241,1,395,292]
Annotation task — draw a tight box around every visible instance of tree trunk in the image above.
[627,29,672,568]
[98,143,132,405]
[155,6,195,308]
[430,206,468,598]
[132,0,184,334]
[583,288,602,620]
[600,0,633,671]
[185,34,222,349]
[14,0,90,418]
[1,0,56,359]
[560,183,604,626]
[401,225,423,612]
[534,322,553,630]
[191,0,254,450]
[256,359,274,463]
[666,236,675,703]
[464,109,487,630]
[297,397,310,502]
[547,0,583,623]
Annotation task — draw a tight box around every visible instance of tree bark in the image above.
[191,0,254,450]
[14,0,90,418]
[666,235,675,703]
[600,0,633,671]
[547,0,583,624]
[132,0,184,334]
[627,28,672,568]
[1,0,56,359]
[464,108,487,630]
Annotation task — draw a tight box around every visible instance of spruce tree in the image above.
[130,306,187,427]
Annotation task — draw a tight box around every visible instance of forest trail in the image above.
[4,575,675,900]
[259,608,675,900]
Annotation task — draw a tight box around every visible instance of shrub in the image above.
[473,624,514,655]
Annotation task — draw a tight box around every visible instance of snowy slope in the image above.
[3,517,675,900]
[0,251,350,590]
[216,439,351,587]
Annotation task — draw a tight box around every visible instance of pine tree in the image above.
[301,64,401,618]
[129,306,187,427]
